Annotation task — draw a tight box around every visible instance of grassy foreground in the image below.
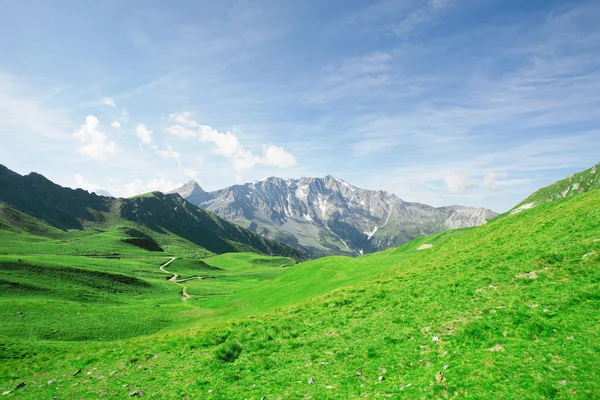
[1,189,600,398]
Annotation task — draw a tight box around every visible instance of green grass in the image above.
[1,188,599,398]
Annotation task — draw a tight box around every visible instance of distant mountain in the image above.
[171,176,497,257]
[0,164,305,259]
[511,162,600,214]
[93,189,113,197]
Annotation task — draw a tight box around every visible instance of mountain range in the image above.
[171,176,497,257]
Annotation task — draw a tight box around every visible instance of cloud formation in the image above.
[74,173,102,192]
[444,172,475,193]
[166,112,297,175]
[482,172,508,192]
[154,144,180,160]
[73,115,118,160]
[103,97,116,107]
[136,124,153,143]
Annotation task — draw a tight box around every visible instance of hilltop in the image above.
[511,162,600,214]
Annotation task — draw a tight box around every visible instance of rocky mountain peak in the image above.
[169,181,209,205]
[172,174,498,258]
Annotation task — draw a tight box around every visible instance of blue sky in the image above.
[1,0,599,212]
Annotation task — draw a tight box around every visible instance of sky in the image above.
[1,0,599,212]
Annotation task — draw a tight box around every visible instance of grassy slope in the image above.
[0,209,298,372]
[0,186,598,398]
[512,162,600,211]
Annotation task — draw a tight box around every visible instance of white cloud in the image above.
[124,178,180,197]
[136,124,153,144]
[185,168,199,180]
[103,97,116,107]
[166,124,197,139]
[74,173,102,192]
[111,121,121,129]
[168,111,198,127]
[261,144,297,168]
[482,172,508,192]
[444,172,476,193]
[155,144,180,160]
[166,115,297,174]
[73,115,118,160]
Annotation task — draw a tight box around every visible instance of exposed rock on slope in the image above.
[171,176,497,257]
[511,162,600,214]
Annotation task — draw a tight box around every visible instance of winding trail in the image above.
[159,256,294,301]
[159,257,207,302]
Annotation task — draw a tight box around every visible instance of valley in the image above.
[0,163,599,398]
[2,2,599,398]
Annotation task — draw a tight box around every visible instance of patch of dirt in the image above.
[516,271,537,279]
[417,244,433,250]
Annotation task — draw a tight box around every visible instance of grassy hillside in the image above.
[1,179,598,397]
[512,162,600,213]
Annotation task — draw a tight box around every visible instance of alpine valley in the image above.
[170,176,497,257]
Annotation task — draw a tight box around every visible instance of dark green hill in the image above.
[0,164,305,259]
[119,192,305,258]
[0,164,110,230]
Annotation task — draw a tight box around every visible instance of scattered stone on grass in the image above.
[2,391,11,396]
[308,377,314,385]
[488,344,504,352]
[72,369,82,377]
[436,371,445,383]
[516,271,537,279]
[15,382,25,389]
[582,252,595,259]
[560,380,568,385]
[378,376,385,381]
[130,389,144,397]
[417,244,433,250]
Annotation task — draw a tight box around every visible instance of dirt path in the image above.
[278,257,295,268]
[159,257,191,302]
[159,257,219,301]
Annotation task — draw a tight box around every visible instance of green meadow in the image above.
[1,184,600,398]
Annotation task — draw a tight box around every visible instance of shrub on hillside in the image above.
[215,341,242,363]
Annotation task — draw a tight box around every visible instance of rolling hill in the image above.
[0,163,599,398]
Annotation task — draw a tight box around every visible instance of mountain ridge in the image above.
[171,175,497,257]
[0,164,305,259]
